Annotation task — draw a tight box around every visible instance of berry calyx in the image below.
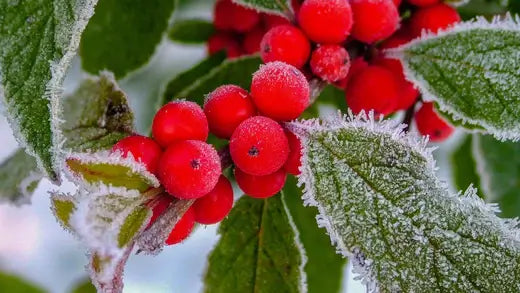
[407,0,440,7]
[111,135,162,174]
[207,33,243,58]
[230,116,289,176]
[193,176,234,225]
[235,167,287,198]
[260,25,311,69]
[214,0,260,32]
[409,3,461,37]
[415,102,454,142]
[158,140,221,199]
[242,26,265,55]
[310,44,350,82]
[350,0,400,43]
[152,101,209,148]
[284,130,303,175]
[298,0,353,44]
[165,208,195,245]
[251,62,310,121]
[204,85,256,139]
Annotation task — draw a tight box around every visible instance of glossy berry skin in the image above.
[298,0,353,44]
[166,208,195,245]
[146,195,172,229]
[335,56,368,89]
[310,44,350,82]
[235,168,287,198]
[193,176,234,224]
[152,101,209,148]
[204,85,256,139]
[214,0,260,32]
[260,25,311,69]
[409,4,461,37]
[373,57,419,110]
[242,26,265,54]
[230,116,289,176]
[407,0,440,7]
[284,130,303,175]
[415,102,454,142]
[111,135,162,174]
[350,0,400,43]
[251,62,310,121]
[207,33,243,58]
[346,65,400,116]
[158,140,221,199]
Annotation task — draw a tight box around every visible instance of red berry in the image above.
[111,135,162,174]
[409,4,461,37]
[346,65,400,116]
[230,116,289,176]
[260,25,311,69]
[379,29,414,50]
[235,167,287,198]
[407,0,440,7]
[350,0,400,43]
[335,56,368,89]
[158,140,221,199]
[204,85,256,139]
[193,176,234,225]
[214,0,234,30]
[284,130,303,175]
[373,57,419,110]
[207,33,243,58]
[415,102,454,142]
[298,0,353,44]
[166,208,195,245]
[242,26,265,54]
[214,0,260,32]
[152,101,209,148]
[310,44,350,83]
[262,14,291,29]
[251,62,310,121]
[392,0,402,6]
[146,195,172,229]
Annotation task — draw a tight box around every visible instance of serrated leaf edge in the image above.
[231,0,293,18]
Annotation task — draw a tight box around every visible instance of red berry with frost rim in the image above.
[111,135,162,174]
[298,0,353,44]
[242,26,265,55]
[152,101,209,148]
[415,102,454,142]
[310,44,350,83]
[193,176,234,225]
[230,116,289,176]
[207,33,243,58]
[235,168,287,198]
[346,65,400,116]
[410,3,461,37]
[158,140,221,199]
[204,85,256,139]
[260,25,311,69]
[214,0,260,32]
[350,0,400,43]
[251,62,310,121]
[373,57,419,110]
[146,195,172,229]
[166,208,195,245]
[407,0,440,7]
[284,130,303,175]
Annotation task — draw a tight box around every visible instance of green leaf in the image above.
[450,135,484,198]
[302,85,346,119]
[0,0,98,180]
[473,134,520,218]
[0,272,44,293]
[168,19,214,44]
[80,0,175,78]
[0,149,42,205]
[204,195,306,293]
[389,16,520,141]
[70,278,96,293]
[288,114,520,292]
[63,72,134,152]
[118,205,149,247]
[457,0,507,19]
[283,176,346,293]
[232,0,293,17]
[51,194,77,231]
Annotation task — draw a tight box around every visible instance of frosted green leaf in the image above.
[0,272,45,293]
[168,19,214,44]
[450,135,484,198]
[232,0,293,17]
[388,16,520,141]
[204,195,307,293]
[51,193,77,232]
[288,112,520,292]
[0,149,42,205]
[473,134,520,218]
[80,0,175,78]
[70,278,96,293]
[0,0,98,180]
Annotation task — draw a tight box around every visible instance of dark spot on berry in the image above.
[190,159,201,170]
[434,129,442,137]
[263,44,271,53]
[343,58,349,65]
[248,146,259,157]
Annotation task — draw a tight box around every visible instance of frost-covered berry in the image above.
[409,3,461,37]
[310,44,350,82]
[346,65,400,116]
[350,0,400,43]
[407,0,440,7]
[242,26,265,54]
[204,85,256,139]
[230,116,289,176]
[262,14,291,29]
[251,62,310,121]
[207,33,243,58]
[298,0,353,44]
[146,195,172,229]
[111,135,162,174]
[158,140,221,199]
[152,101,209,148]
[214,0,260,32]
[284,130,303,175]
[193,176,234,225]
[235,167,287,198]
[335,56,368,89]
[260,25,311,69]
[415,102,454,142]
[165,208,195,245]
[373,57,419,110]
